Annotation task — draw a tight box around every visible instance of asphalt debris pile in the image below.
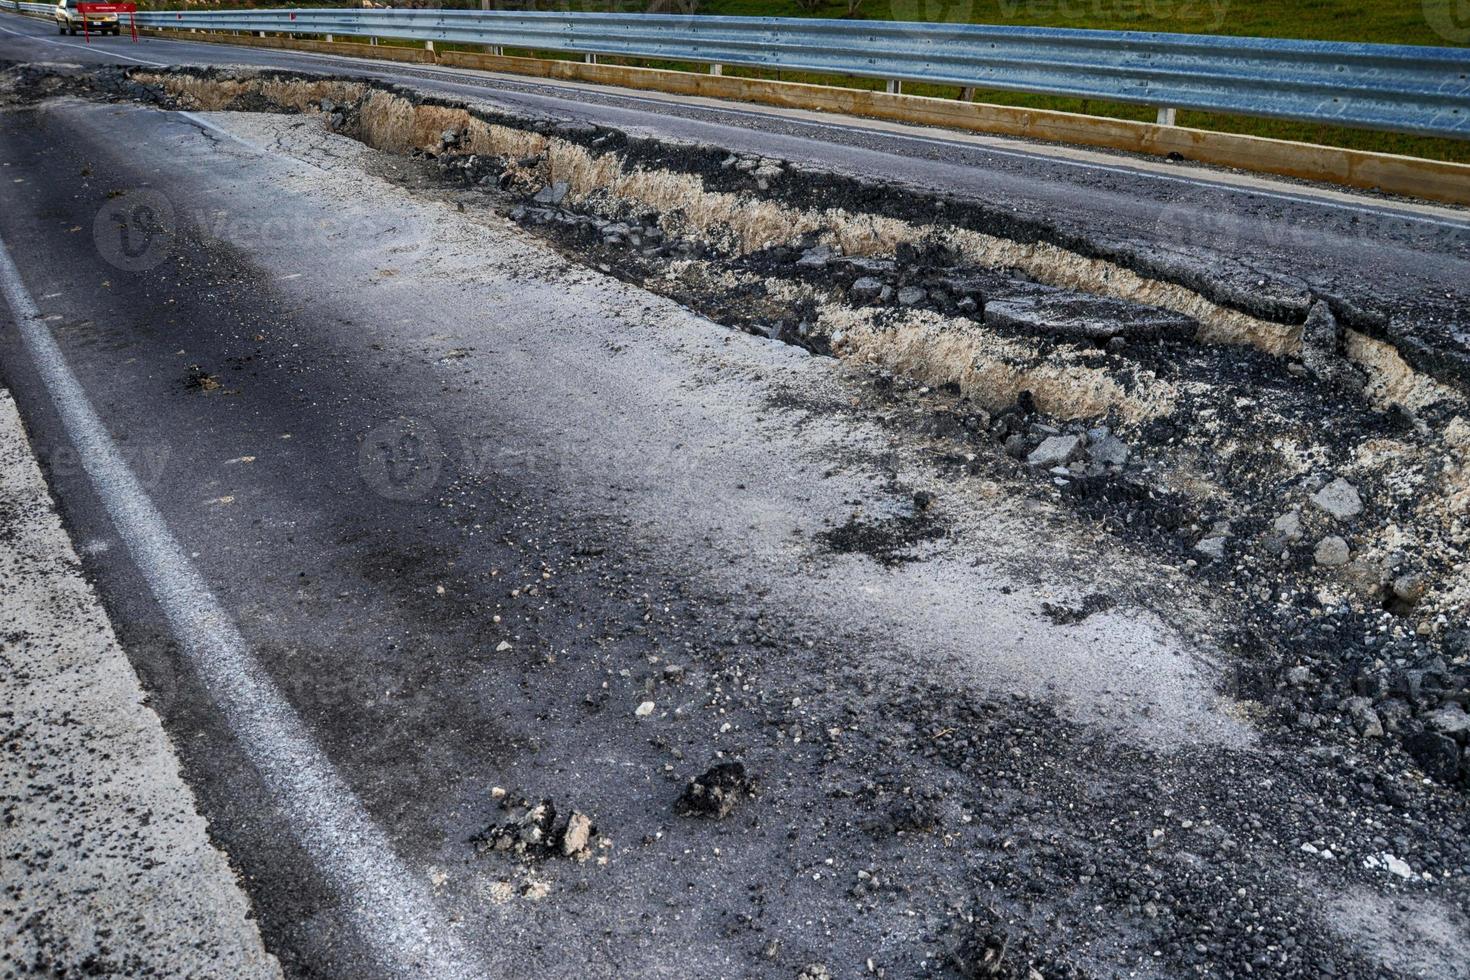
[473,791,600,861]
[1040,592,1115,625]
[674,761,755,819]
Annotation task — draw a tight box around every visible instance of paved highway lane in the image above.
[2,18,1469,980]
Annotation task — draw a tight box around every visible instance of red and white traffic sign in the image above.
[76,2,138,43]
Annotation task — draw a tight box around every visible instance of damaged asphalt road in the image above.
[0,47,1468,980]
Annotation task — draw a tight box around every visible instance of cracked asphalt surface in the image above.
[0,13,1468,980]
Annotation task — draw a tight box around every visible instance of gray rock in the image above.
[1273,509,1304,540]
[439,127,460,145]
[897,286,927,307]
[532,181,570,206]
[1426,704,1470,739]
[849,277,885,303]
[984,292,1196,341]
[1314,536,1351,567]
[796,246,834,269]
[561,811,594,857]
[1311,478,1363,520]
[1390,573,1427,607]
[1027,434,1083,468]
[1195,536,1227,560]
[1285,666,1314,687]
[1378,698,1411,732]
[1345,697,1384,738]
[1086,429,1131,467]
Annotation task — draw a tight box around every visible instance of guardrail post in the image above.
[325,33,333,43]
[425,40,434,51]
[1155,106,1177,126]
[369,36,377,46]
[584,53,598,64]
[959,86,975,101]
[710,63,723,76]
[886,79,902,95]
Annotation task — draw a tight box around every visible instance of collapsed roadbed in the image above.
[5,60,1468,789]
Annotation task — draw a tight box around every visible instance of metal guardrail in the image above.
[7,3,1469,138]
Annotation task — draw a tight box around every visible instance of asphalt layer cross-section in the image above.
[1,13,1468,980]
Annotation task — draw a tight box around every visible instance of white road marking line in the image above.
[0,22,164,65]
[0,234,481,980]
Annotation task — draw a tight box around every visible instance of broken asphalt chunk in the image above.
[675,761,754,819]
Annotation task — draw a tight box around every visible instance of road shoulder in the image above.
[0,386,279,979]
